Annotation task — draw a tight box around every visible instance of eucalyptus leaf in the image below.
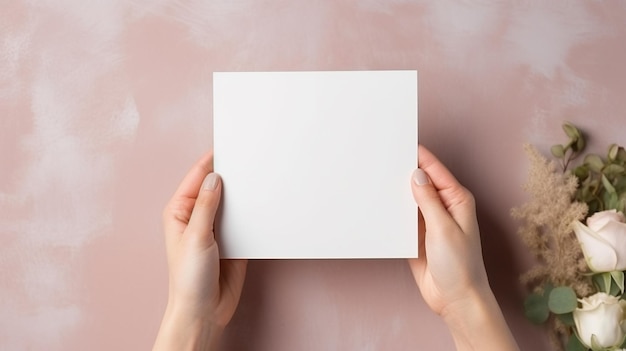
[524,293,550,324]
[585,154,605,173]
[618,147,626,163]
[575,136,586,153]
[551,144,566,158]
[602,174,617,194]
[563,122,581,139]
[606,192,619,210]
[604,164,625,176]
[574,165,589,180]
[548,286,578,314]
[609,143,619,161]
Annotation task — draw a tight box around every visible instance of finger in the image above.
[416,145,478,235]
[172,152,214,205]
[163,152,214,235]
[410,168,459,233]
[185,172,222,249]
[417,145,465,210]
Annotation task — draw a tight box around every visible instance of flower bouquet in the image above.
[512,123,626,351]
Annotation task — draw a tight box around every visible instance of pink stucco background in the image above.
[2,1,626,350]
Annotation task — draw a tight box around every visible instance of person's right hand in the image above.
[408,145,489,316]
[154,152,247,351]
[408,145,519,351]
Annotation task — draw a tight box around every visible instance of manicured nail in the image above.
[202,173,220,191]
[412,168,429,185]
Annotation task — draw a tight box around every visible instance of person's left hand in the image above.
[154,152,247,350]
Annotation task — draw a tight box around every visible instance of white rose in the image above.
[572,210,626,272]
[588,210,626,232]
[573,292,626,349]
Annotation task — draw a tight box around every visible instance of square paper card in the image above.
[213,70,417,259]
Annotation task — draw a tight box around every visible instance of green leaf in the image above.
[602,174,617,194]
[585,154,605,173]
[609,143,620,161]
[603,272,613,293]
[590,334,602,351]
[563,122,582,139]
[606,192,619,210]
[574,165,589,181]
[551,144,566,158]
[611,271,625,295]
[593,272,613,293]
[581,184,592,200]
[592,273,602,291]
[604,164,626,176]
[566,334,587,351]
[548,286,578,314]
[524,293,550,324]
[590,178,602,192]
[611,283,622,297]
[575,135,586,153]
[617,147,626,163]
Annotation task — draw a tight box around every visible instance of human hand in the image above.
[154,152,247,351]
[408,145,488,316]
[408,145,518,351]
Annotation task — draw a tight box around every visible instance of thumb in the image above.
[185,172,222,248]
[410,169,456,228]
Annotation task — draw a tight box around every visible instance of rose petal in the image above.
[597,220,626,271]
[572,220,618,272]
[588,210,626,232]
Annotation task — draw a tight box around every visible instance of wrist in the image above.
[441,285,519,351]
[440,283,495,327]
[153,304,224,351]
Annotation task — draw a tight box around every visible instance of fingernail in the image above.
[202,173,220,191]
[412,168,429,185]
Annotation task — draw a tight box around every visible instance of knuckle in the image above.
[462,187,476,207]
[444,185,476,210]
[163,199,191,225]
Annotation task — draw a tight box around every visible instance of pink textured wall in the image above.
[2,1,626,350]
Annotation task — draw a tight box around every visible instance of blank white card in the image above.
[213,70,417,259]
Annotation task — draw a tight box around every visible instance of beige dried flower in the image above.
[512,144,589,292]
[511,144,591,351]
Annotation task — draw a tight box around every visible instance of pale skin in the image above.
[153,145,520,351]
